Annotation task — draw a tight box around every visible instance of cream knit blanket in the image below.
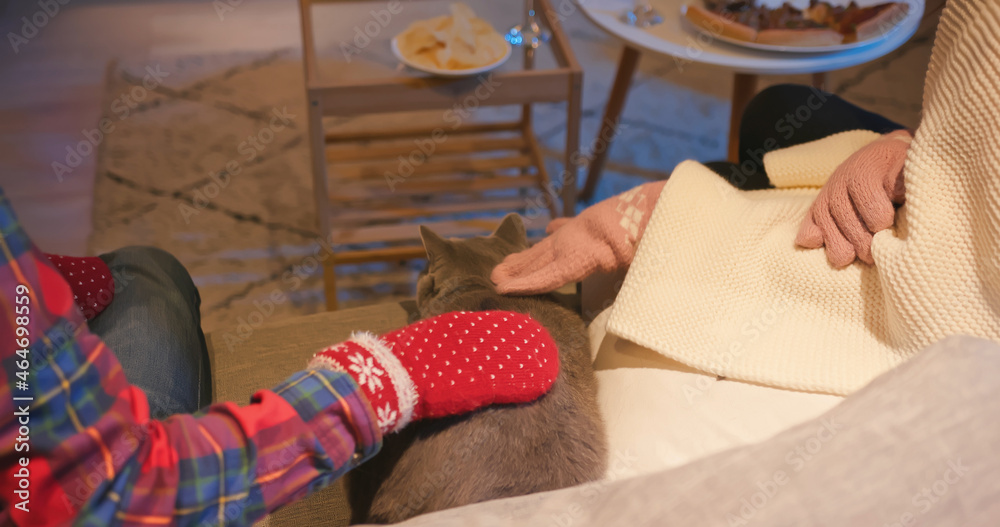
[606,0,1000,396]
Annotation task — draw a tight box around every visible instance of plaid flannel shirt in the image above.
[0,189,381,526]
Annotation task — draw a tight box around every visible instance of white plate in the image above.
[679,3,912,54]
[391,37,512,77]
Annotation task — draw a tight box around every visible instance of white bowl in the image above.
[391,37,512,77]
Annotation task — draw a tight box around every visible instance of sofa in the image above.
[207,294,1000,526]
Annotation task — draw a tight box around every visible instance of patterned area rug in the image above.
[88,11,935,337]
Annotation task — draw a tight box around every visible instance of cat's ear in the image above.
[492,213,527,247]
[420,225,450,261]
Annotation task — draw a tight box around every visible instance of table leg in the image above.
[563,71,583,217]
[322,259,339,311]
[812,72,829,91]
[579,45,641,203]
[521,0,536,130]
[521,50,536,128]
[306,96,339,311]
[728,73,758,163]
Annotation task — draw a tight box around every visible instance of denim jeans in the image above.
[88,246,211,419]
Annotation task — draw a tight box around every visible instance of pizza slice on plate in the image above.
[685,0,909,48]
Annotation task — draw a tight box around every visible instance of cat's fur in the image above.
[346,214,607,524]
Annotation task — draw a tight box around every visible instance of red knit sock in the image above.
[309,311,559,434]
[44,254,115,320]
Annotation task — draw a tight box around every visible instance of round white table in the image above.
[575,0,925,200]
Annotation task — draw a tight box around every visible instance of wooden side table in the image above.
[574,0,925,201]
[299,0,583,310]
[581,48,826,199]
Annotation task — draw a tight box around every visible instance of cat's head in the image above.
[417,213,529,306]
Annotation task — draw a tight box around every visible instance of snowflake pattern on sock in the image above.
[376,403,397,431]
[346,353,385,392]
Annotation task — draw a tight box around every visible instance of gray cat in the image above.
[346,213,608,524]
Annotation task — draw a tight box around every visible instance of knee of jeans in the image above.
[105,246,198,301]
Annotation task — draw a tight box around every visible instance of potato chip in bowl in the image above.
[393,3,511,76]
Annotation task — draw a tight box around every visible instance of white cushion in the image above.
[589,309,843,480]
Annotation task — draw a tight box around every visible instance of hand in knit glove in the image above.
[308,311,559,435]
[796,129,913,267]
[492,181,667,295]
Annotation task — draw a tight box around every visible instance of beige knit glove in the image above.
[492,181,666,295]
[795,130,913,267]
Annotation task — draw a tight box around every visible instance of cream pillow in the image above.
[589,308,843,480]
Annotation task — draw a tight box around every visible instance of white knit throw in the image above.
[606,0,1000,396]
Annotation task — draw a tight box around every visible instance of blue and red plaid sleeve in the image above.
[0,189,382,526]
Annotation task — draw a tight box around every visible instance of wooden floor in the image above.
[0,0,938,261]
[0,0,303,254]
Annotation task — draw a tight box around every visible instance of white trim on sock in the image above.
[308,353,348,373]
[350,331,418,432]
